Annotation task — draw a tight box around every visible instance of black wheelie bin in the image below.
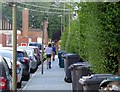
[69,62,91,92]
[62,53,80,83]
[79,74,113,92]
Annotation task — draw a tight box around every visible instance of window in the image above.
[6,34,12,46]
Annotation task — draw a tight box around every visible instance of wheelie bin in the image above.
[58,51,65,68]
[62,53,80,83]
[69,62,91,92]
[79,74,113,92]
[99,76,120,92]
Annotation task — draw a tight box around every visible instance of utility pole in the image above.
[61,16,62,36]
[65,1,71,51]
[60,15,62,36]
[41,21,45,74]
[64,3,65,32]
[12,1,17,92]
[58,15,62,36]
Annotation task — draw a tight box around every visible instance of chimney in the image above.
[22,8,29,37]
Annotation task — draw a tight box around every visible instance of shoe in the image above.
[49,62,51,69]
[53,58,55,61]
[49,66,51,69]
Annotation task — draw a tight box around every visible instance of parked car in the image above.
[28,46,41,65]
[17,49,30,81]
[3,57,12,73]
[18,46,38,73]
[0,56,12,92]
[1,47,30,80]
[19,46,41,66]
[0,49,23,88]
[28,42,42,50]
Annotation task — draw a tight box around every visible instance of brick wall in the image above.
[2,34,6,47]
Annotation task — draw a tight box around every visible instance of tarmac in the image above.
[22,55,72,91]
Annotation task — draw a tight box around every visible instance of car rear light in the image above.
[0,77,7,90]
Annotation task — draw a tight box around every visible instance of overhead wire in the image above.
[17,5,69,14]
[1,1,70,15]
[18,2,70,11]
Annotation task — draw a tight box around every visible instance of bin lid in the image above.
[68,62,91,70]
[79,74,113,84]
[62,53,80,59]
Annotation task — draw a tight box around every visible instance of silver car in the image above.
[18,46,38,73]
[26,49,38,73]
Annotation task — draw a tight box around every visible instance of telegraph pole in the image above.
[12,1,17,92]
[41,21,45,74]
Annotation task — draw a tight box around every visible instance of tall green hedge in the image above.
[61,2,119,74]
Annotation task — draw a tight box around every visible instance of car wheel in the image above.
[17,80,22,88]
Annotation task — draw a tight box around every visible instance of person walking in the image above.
[52,44,56,61]
[45,43,52,69]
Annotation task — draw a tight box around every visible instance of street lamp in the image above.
[58,15,62,36]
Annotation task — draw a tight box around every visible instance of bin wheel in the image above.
[64,77,72,83]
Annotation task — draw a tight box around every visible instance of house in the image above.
[0,16,21,47]
[0,8,49,47]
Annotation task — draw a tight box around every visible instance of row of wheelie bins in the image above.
[58,51,117,92]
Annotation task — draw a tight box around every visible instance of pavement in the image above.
[22,55,72,91]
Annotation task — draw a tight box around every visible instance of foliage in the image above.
[2,2,69,39]
[61,25,69,51]
[61,2,120,74]
[97,2,120,74]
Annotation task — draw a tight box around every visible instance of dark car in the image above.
[0,56,12,92]
[28,42,42,50]
[17,49,30,81]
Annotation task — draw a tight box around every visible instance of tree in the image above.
[2,2,69,40]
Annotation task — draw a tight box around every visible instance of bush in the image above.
[61,2,119,74]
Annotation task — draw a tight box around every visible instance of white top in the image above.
[45,47,52,55]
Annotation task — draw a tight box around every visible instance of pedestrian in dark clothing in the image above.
[52,44,56,61]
